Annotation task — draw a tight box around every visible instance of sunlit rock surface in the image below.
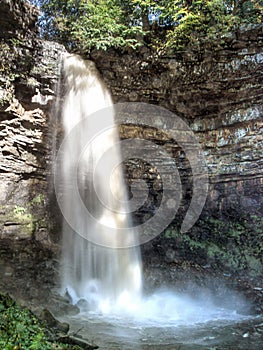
[0,0,65,244]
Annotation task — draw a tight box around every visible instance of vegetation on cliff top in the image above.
[28,0,262,53]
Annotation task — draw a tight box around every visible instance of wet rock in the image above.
[40,308,70,334]
[76,298,90,311]
[58,335,99,350]
[46,293,80,317]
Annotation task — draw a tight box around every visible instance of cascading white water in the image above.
[56,54,249,327]
[59,54,142,311]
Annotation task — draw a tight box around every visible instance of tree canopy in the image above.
[28,0,262,53]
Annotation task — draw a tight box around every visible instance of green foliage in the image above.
[71,0,143,51]
[0,293,51,349]
[28,0,262,52]
[0,293,81,349]
[160,0,262,52]
[163,215,263,276]
[33,0,144,52]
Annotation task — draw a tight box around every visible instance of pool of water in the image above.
[58,289,263,349]
[61,314,263,350]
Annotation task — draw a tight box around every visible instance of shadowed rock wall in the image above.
[92,27,262,220]
[91,26,263,276]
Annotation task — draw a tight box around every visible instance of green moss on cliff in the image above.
[0,194,48,239]
[164,215,263,276]
[13,206,34,236]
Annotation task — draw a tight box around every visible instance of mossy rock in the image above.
[162,214,263,277]
[0,292,85,349]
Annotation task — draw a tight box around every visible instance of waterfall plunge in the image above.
[55,54,250,326]
[58,54,142,312]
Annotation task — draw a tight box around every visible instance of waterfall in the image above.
[53,54,249,329]
[57,54,142,312]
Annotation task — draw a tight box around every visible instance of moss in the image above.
[0,193,48,238]
[28,194,45,206]
[164,227,180,238]
[0,205,34,238]
[162,215,263,276]
[245,255,262,276]
[13,206,34,237]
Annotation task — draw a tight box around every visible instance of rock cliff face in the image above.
[0,0,64,247]
[91,26,263,276]
[92,28,262,220]
[0,0,262,278]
